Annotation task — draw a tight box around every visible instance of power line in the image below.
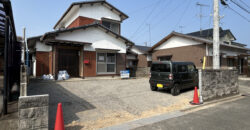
[134,0,189,44]
[131,0,172,41]
[230,0,250,13]
[129,0,162,39]
[239,0,250,9]
[127,1,162,16]
[226,5,250,22]
[173,0,192,31]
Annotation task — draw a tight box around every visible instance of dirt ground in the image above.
[28,78,194,129]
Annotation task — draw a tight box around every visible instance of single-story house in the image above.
[149,28,250,75]
[126,45,152,68]
[126,45,152,77]
[28,0,134,78]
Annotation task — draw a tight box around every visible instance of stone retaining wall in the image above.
[201,69,239,101]
[18,94,49,130]
[136,67,150,77]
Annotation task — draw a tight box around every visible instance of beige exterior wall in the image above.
[152,44,206,68]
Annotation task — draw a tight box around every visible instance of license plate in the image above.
[157,84,163,88]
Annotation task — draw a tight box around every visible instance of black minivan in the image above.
[149,61,198,96]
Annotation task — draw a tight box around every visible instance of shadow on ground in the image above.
[28,79,95,129]
[157,87,194,95]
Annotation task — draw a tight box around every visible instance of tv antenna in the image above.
[179,26,185,33]
[196,2,209,35]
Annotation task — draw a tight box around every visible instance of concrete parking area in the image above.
[28,78,193,129]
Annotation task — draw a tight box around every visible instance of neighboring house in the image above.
[126,45,152,77]
[150,28,250,75]
[28,0,134,78]
[127,45,152,68]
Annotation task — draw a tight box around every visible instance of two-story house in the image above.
[28,0,134,78]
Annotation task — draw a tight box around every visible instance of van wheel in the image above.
[171,84,180,96]
[150,85,158,91]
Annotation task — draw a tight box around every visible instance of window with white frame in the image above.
[97,53,116,74]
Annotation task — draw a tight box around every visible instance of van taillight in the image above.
[169,74,173,80]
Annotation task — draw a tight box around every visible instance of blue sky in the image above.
[12,0,250,47]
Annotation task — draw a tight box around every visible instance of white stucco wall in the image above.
[56,3,122,29]
[35,41,52,52]
[55,27,127,53]
[79,4,121,21]
[64,6,80,28]
[208,46,243,56]
[130,47,143,55]
[155,36,203,50]
[32,55,36,77]
[147,54,152,61]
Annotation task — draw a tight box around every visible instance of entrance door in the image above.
[58,49,79,77]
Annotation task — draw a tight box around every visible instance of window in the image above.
[97,53,116,74]
[227,58,234,67]
[178,65,187,73]
[102,21,120,34]
[157,55,172,61]
[151,64,170,72]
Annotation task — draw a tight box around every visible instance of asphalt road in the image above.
[134,79,250,130]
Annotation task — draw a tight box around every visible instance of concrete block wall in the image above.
[18,94,49,130]
[201,69,239,101]
[136,67,150,77]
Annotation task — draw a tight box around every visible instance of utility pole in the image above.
[21,27,25,64]
[196,2,209,35]
[213,0,220,69]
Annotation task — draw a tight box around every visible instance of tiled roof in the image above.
[186,28,236,40]
[134,45,151,53]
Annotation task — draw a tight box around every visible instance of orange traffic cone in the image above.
[54,103,65,130]
[190,87,201,105]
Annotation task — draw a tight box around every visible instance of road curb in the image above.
[102,94,244,130]
[181,94,243,113]
[101,111,184,130]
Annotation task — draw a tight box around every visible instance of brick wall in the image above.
[152,44,206,68]
[83,51,96,77]
[36,52,52,76]
[136,67,150,77]
[137,54,148,68]
[67,16,98,29]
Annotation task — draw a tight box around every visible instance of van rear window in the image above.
[151,64,170,72]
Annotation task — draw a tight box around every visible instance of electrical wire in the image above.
[129,0,162,39]
[133,0,189,43]
[230,0,250,13]
[239,0,250,9]
[131,0,172,41]
[173,0,192,31]
[127,1,163,16]
[226,5,250,22]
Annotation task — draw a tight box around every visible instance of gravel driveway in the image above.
[28,78,193,129]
